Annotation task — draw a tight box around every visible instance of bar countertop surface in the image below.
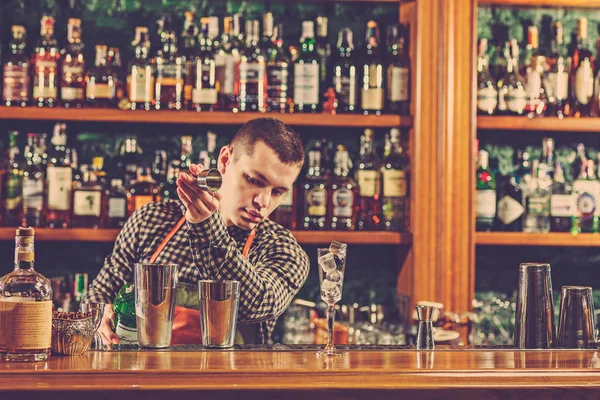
[2,348,600,399]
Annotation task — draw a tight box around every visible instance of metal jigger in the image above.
[196,169,222,192]
[416,305,435,350]
[514,263,556,349]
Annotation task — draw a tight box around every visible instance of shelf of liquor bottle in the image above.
[0,107,412,129]
[477,116,600,133]
[478,0,600,8]
[0,228,411,245]
[476,232,600,247]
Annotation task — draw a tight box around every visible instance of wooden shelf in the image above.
[0,228,410,245]
[0,107,411,129]
[479,0,600,8]
[476,232,600,247]
[477,116,600,133]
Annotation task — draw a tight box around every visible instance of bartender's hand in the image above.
[98,304,119,347]
[177,164,220,224]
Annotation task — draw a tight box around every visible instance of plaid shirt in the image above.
[83,199,310,343]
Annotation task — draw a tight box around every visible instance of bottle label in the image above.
[73,191,102,217]
[2,64,30,101]
[528,196,550,215]
[33,85,58,99]
[215,53,236,95]
[238,62,266,105]
[47,166,72,211]
[86,83,113,100]
[525,70,542,104]
[477,86,498,112]
[382,170,407,197]
[267,65,289,104]
[5,175,22,211]
[32,56,58,99]
[476,189,496,218]
[193,62,217,105]
[506,86,527,113]
[496,195,524,224]
[114,321,138,345]
[22,178,44,211]
[129,67,155,103]
[157,63,184,81]
[293,63,320,105]
[575,59,594,105]
[361,88,384,111]
[574,180,600,216]
[550,193,575,217]
[61,64,85,101]
[388,66,409,102]
[546,71,568,101]
[333,73,357,107]
[61,87,84,101]
[306,187,327,216]
[134,195,153,211]
[357,170,379,197]
[192,88,218,105]
[0,299,52,350]
[108,198,127,218]
[333,187,354,218]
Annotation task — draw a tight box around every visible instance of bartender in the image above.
[84,118,310,345]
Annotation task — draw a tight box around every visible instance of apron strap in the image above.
[150,216,256,263]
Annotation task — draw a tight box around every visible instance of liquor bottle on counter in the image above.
[361,21,385,115]
[4,131,22,227]
[104,179,128,228]
[236,20,267,112]
[45,123,71,228]
[497,40,527,115]
[86,45,117,108]
[0,227,52,362]
[192,22,218,112]
[270,186,297,230]
[32,15,60,107]
[550,162,574,232]
[266,24,290,113]
[22,134,45,228]
[332,28,358,113]
[294,21,321,113]
[522,160,551,233]
[328,144,357,230]
[128,166,161,214]
[128,27,154,111]
[545,22,569,118]
[215,15,241,110]
[181,12,198,107]
[475,150,496,232]
[111,282,137,345]
[60,18,86,108]
[71,165,104,229]
[117,136,142,187]
[356,129,382,230]
[571,18,595,117]
[381,128,410,231]
[155,27,185,110]
[316,16,331,91]
[386,23,410,115]
[495,175,524,232]
[524,26,547,117]
[572,159,600,234]
[476,38,498,115]
[2,25,30,107]
[301,143,327,230]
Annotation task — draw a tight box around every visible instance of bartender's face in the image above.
[217,140,301,230]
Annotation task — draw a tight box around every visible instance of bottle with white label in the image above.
[104,179,128,229]
[71,165,104,228]
[475,150,496,232]
[235,19,267,112]
[497,40,527,115]
[496,176,523,232]
[86,45,117,108]
[522,161,551,233]
[356,129,382,230]
[301,143,327,230]
[361,21,385,115]
[192,22,218,112]
[22,133,45,227]
[216,15,242,111]
[328,145,357,231]
[572,159,600,234]
[571,18,595,117]
[45,123,72,228]
[294,21,321,113]
[386,23,410,115]
[60,18,86,109]
[523,26,547,117]
[476,38,497,115]
[127,27,154,111]
[0,227,53,362]
[381,128,410,232]
[544,22,569,117]
[550,163,574,232]
[332,28,358,113]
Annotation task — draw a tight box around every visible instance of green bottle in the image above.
[112,282,137,345]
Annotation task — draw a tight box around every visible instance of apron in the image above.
[149,216,256,345]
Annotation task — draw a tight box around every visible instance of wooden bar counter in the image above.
[2,349,600,399]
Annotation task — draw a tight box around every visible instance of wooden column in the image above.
[399,0,475,316]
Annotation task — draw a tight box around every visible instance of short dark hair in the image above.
[231,118,304,166]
